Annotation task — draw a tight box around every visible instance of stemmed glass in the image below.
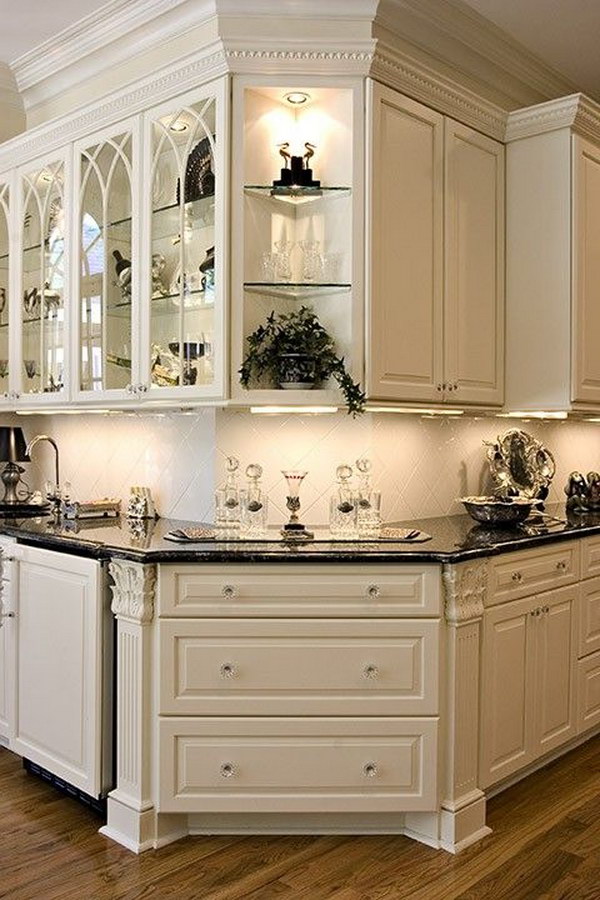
[281,470,313,540]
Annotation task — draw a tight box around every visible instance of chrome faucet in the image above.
[25,434,60,499]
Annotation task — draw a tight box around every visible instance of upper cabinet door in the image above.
[18,152,70,403]
[0,179,10,404]
[74,122,138,402]
[444,121,504,407]
[368,83,444,402]
[141,80,227,401]
[572,136,600,406]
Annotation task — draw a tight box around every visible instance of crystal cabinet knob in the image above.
[220,762,236,778]
[363,762,378,777]
[222,585,236,598]
[366,584,380,599]
[511,571,523,583]
[556,561,567,572]
[220,663,236,678]
[363,664,379,679]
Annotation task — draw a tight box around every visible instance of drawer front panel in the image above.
[579,577,600,658]
[159,565,441,618]
[488,543,579,605]
[159,619,439,716]
[577,651,600,733]
[582,537,600,580]
[158,717,438,813]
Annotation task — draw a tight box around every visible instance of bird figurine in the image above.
[303,142,316,168]
[278,142,291,168]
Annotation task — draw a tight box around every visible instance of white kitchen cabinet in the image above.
[0,539,16,746]
[11,545,112,798]
[506,97,600,413]
[368,82,504,407]
[480,584,577,789]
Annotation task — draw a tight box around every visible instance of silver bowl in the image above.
[459,495,534,527]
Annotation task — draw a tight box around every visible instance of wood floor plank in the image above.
[1,737,599,900]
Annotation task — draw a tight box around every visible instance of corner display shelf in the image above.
[243,283,351,299]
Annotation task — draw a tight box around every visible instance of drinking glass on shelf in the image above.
[273,240,294,282]
[321,251,343,283]
[261,250,276,283]
[0,359,8,379]
[24,359,38,379]
[299,240,323,282]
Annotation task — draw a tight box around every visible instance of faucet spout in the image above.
[25,434,60,491]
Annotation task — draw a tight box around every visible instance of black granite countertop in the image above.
[1,504,600,565]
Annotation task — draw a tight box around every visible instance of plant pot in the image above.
[277,353,317,390]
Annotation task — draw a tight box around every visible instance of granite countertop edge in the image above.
[2,506,600,565]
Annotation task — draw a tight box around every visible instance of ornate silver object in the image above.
[460,495,534,527]
[485,429,555,500]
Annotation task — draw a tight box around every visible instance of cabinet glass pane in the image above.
[0,184,9,392]
[79,132,133,392]
[21,162,65,395]
[149,97,216,390]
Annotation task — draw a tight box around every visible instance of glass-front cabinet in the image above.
[0,180,9,400]
[17,153,69,403]
[74,123,137,401]
[141,81,226,401]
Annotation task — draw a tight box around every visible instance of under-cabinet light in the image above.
[497,411,568,420]
[284,92,310,105]
[250,406,338,415]
[367,407,464,416]
[16,408,112,416]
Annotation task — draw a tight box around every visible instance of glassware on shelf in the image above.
[355,457,382,538]
[281,470,314,540]
[151,253,169,297]
[215,456,241,531]
[273,239,295,282]
[261,250,276,282]
[329,463,357,537]
[240,463,268,536]
[0,360,7,379]
[298,240,323,282]
[24,359,38,379]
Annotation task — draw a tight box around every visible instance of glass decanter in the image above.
[298,239,323,282]
[355,457,382,538]
[273,239,295,282]
[329,464,357,537]
[281,470,313,540]
[215,456,241,531]
[241,463,268,536]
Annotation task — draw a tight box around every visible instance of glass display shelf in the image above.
[0,322,8,330]
[110,289,215,318]
[244,185,351,204]
[152,196,215,241]
[0,253,8,262]
[22,313,64,327]
[244,282,351,300]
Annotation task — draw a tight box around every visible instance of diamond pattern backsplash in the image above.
[6,408,600,526]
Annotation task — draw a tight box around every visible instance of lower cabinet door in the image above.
[158,717,438,813]
[480,596,536,789]
[534,586,577,757]
[577,650,600,733]
[11,546,107,797]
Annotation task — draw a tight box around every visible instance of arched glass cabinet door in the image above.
[75,124,137,400]
[0,180,10,402]
[19,155,68,400]
[142,80,226,400]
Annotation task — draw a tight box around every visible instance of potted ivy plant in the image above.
[239,306,366,415]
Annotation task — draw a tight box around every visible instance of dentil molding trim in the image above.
[442,560,488,624]
[505,93,600,143]
[109,559,157,624]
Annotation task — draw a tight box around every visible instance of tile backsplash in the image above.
[7,408,600,526]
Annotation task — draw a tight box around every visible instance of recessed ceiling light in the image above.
[284,92,310,105]
[169,119,188,132]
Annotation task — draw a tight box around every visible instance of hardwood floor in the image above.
[1,737,600,899]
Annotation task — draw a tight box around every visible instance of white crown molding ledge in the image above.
[505,94,600,144]
[0,63,25,142]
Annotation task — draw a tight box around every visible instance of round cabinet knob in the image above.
[222,585,237,598]
[220,662,236,678]
[543,605,550,614]
[125,383,133,394]
[366,584,380,599]
[556,561,567,572]
[138,383,148,394]
[363,664,379,679]
[363,762,378,778]
[511,571,523,583]
[436,384,443,392]
[447,383,454,392]
[220,762,236,778]
[0,611,15,618]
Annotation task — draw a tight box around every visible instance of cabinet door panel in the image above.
[444,121,504,406]
[579,576,600,659]
[368,84,443,401]
[573,136,600,405]
[535,586,577,756]
[577,650,600,733]
[480,596,535,788]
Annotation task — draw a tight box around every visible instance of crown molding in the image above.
[505,93,600,143]
[224,40,375,76]
[370,40,506,140]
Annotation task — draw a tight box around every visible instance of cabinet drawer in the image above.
[158,717,438,813]
[577,651,600,733]
[487,543,579,606]
[579,577,600,658]
[159,618,439,716]
[581,536,600,580]
[158,564,441,618]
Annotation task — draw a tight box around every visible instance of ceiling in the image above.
[462,0,600,98]
[1,0,600,100]
[0,0,105,63]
